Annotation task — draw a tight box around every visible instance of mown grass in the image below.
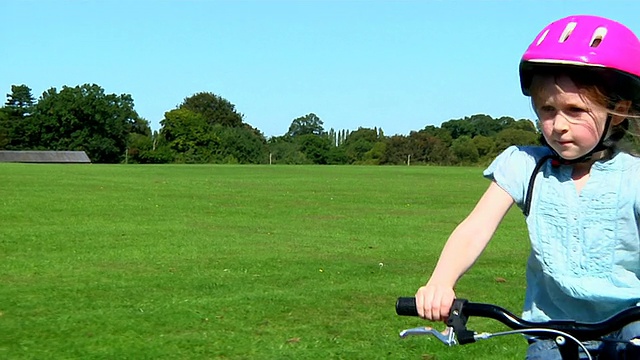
[0,164,530,359]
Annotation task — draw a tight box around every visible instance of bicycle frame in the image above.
[396,297,640,360]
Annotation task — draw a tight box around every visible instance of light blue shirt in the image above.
[483,145,640,322]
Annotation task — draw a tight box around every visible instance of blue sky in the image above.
[2,0,640,137]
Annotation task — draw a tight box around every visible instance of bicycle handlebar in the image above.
[396,297,640,342]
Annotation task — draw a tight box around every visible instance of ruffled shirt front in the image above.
[483,145,640,322]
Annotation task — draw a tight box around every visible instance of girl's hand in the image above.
[415,283,456,322]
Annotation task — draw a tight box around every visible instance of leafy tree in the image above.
[2,85,36,149]
[468,114,504,137]
[327,128,338,146]
[5,84,35,117]
[428,138,454,165]
[381,135,411,165]
[0,110,10,149]
[421,125,453,147]
[21,84,139,163]
[451,136,479,164]
[362,141,386,165]
[138,147,174,163]
[211,124,269,164]
[161,92,267,163]
[297,133,331,164]
[287,113,325,137]
[472,135,495,158]
[507,119,538,132]
[441,114,524,141]
[441,118,476,139]
[381,131,453,165]
[124,116,155,163]
[405,130,432,163]
[494,128,540,153]
[337,129,350,146]
[496,116,517,129]
[129,116,152,137]
[126,132,154,163]
[342,127,382,164]
[135,131,174,164]
[406,129,453,165]
[160,108,219,163]
[327,145,348,165]
[267,136,310,164]
[179,92,243,128]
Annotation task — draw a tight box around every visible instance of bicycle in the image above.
[395,297,640,360]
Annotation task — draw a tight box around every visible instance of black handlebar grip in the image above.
[396,297,419,316]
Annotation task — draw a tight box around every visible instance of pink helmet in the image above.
[520,15,640,101]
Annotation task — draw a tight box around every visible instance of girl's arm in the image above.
[415,181,515,321]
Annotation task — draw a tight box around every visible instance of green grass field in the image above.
[0,164,531,359]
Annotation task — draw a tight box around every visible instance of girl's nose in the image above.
[552,113,570,133]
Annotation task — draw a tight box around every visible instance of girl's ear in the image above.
[611,100,632,126]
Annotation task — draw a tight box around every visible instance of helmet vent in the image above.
[590,27,607,47]
[559,22,577,43]
[536,29,549,46]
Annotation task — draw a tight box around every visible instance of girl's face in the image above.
[532,75,611,160]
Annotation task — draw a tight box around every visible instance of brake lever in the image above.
[399,326,457,346]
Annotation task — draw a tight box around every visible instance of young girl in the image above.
[414,15,640,359]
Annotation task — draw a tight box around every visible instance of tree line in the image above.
[0,84,541,165]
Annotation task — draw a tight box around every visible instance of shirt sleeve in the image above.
[483,145,544,209]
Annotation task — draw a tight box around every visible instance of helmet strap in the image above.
[543,113,614,165]
[524,115,613,216]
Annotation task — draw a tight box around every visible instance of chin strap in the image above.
[523,154,554,217]
[545,114,613,164]
[522,115,617,217]
[522,149,613,216]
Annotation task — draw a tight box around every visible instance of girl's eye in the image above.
[569,107,587,113]
[537,106,555,121]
